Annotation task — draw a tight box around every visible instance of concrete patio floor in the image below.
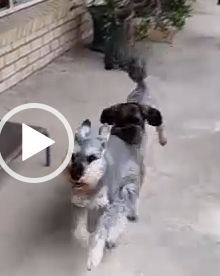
[0,0,220,275]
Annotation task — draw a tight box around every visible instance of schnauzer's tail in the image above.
[120,57,151,104]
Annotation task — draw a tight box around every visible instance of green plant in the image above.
[134,0,192,40]
[162,0,192,29]
[135,18,151,40]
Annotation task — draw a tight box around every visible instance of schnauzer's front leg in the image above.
[71,205,89,245]
[87,230,106,270]
[87,203,128,270]
[86,205,107,270]
[106,211,128,249]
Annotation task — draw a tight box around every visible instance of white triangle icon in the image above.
[22,124,55,161]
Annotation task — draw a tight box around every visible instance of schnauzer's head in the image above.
[100,102,162,145]
[65,119,110,207]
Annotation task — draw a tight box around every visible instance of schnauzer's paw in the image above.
[159,135,167,146]
[106,240,116,249]
[87,250,103,271]
[87,240,105,270]
[127,214,139,222]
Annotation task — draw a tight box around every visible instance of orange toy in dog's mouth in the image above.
[63,165,93,195]
[71,180,92,195]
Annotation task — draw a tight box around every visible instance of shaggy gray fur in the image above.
[71,57,166,270]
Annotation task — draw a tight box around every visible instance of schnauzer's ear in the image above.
[75,119,91,143]
[100,105,120,125]
[139,105,163,127]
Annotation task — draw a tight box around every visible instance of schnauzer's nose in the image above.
[71,162,84,181]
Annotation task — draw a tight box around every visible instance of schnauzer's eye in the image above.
[87,154,97,163]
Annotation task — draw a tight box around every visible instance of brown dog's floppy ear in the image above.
[100,104,120,125]
[139,105,163,127]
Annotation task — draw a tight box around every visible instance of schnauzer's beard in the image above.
[79,157,106,189]
[71,156,107,208]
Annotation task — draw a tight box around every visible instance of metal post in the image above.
[43,130,51,167]
[9,0,14,8]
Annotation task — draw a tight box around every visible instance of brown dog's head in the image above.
[100,103,163,145]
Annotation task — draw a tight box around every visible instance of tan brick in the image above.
[54,26,63,38]
[35,27,48,39]
[5,49,20,65]
[23,64,34,79]
[0,29,16,47]
[31,37,43,51]
[25,26,48,44]
[50,39,59,51]
[32,17,45,33]
[20,22,32,38]
[40,45,50,57]
[12,38,25,50]
[15,56,28,71]
[57,18,65,27]
[49,22,58,31]
[2,64,15,80]
[67,40,74,49]
[0,81,8,94]
[54,46,64,58]
[0,44,13,57]
[43,31,54,44]
[63,33,70,44]
[25,32,38,44]
[29,50,41,63]
[0,56,5,70]
[37,58,45,70]
[7,71,23,88]
[38,51,53,69]
[32,59,41,71]
[64,21,74,33]
[46,52,55,63]
[43,14,53,27]
[59,35,66,46]
[20,44,32,57]
[62,42,71,53]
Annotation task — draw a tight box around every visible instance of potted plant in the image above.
[86,0,116,53]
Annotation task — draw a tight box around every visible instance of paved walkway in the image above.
[0,0,220,275]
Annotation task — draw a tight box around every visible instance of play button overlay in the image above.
[22,124,55,161]
[0,103,74,183]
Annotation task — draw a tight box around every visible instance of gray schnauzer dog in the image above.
[66,57,167,270]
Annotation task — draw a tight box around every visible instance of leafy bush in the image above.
[135,0,192,33]
[161,0,192,29]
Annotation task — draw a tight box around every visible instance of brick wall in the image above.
[0,0,92,93]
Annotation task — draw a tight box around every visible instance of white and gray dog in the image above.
[65,57,167,270]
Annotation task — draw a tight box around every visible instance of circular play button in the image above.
[0,103,74,183]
